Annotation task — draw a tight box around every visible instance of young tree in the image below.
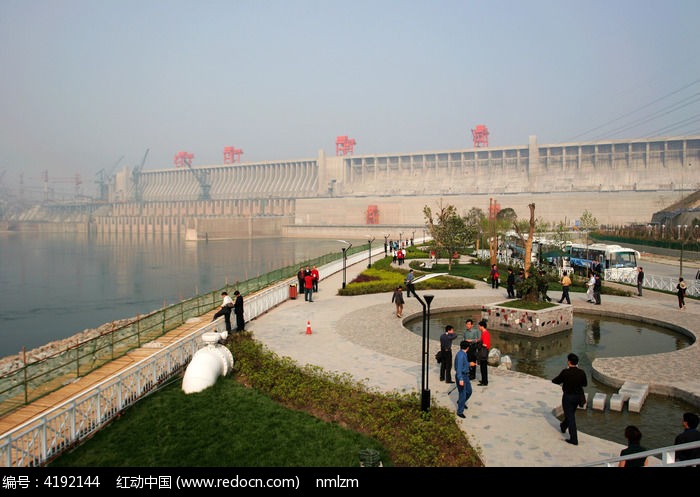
[579,209,599,248]
[423,200,476,271]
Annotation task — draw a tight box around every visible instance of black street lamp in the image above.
[678,224,688,279]
[383,233,389,256]
[337,240,352,289]
[399,232,403,248]
[413,292,435,412]
[367,236,375,268]
[411,231,415,246]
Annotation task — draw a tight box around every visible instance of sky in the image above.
[1,0,699,199]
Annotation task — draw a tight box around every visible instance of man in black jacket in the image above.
[233,290,245,332]
[552,353,588,446]
[439,325,458,383]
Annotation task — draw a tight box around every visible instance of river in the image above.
[0,232,364,358]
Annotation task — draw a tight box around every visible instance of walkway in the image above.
[246,259,699,467]
[1,257,696,467]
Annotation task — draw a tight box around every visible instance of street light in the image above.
[411,272,445,412]
[399,232,403,248]
[383,233,389,256]
[337,240,353,289]
[411,231,415,246]
[678,225,688,279]
[367,236,375,268]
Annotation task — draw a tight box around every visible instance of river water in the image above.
[406,310,695,451]
[0,232,364,358]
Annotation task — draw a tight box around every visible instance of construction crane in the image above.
[223,146,243,164]
[132,149,149,202]
[335,136,357,156]
[174,152,211,200]
[471,125,489,148]
[95,156,124,201]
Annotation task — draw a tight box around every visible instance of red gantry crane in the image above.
[223,146,244,164]
[471,125,489,148]
[335,136,356,156]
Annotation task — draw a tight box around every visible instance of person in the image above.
[619,425,648,467]
[211,291,233,332]
[463,318,481,380]
[477,320,490,386]
[676,277,687,310]
[439,325,458,383]
[311,265,320,292]
[454,340,474,418]
[515,268,525,298]
[405,269,418,298]
[297,267,306,297]
[559,270,572,304]
[592,272,602,305]
[539,270,552,302]
[490,264,500,289]
[586,269,595,303]
[304,271,314,302]
[674,412,700,464]
[233,290,245,331]
[551,352,588,446]
[391,286,405,318]
[637,267,644,297]
[506,268,515,298]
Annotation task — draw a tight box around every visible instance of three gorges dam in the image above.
[5,134,700,240]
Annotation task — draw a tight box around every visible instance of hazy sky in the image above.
[1,0,699,199]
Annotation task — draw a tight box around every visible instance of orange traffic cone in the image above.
[306,320,312,335]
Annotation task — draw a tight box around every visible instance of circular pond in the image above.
[406,310,696,450]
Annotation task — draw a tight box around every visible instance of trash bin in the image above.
[289,283,298,299]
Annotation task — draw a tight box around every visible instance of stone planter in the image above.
[481,302,574,337]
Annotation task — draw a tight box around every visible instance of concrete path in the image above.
[245,260,698,467]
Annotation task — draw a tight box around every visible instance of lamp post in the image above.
[407,273,445,411]
[413,292,434,412]
[679,225,688,279]
[383,233,389,256]
[411,230,415,246]
[367,236,375,268]
[399,232,403,249]
[337,240,352,289]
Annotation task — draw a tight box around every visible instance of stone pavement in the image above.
[245,260,699,467]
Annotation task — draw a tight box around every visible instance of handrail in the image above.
[0,253,368,467]
[574,439,700,467]
[0,245,370,417]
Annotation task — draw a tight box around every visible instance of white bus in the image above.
[565,243,640,278]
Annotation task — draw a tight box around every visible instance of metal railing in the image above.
[0,251,370,467]
[0,247,369,418]
[574,439,700,467]
[605,271,699,298]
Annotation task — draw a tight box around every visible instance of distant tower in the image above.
[223,146,244,164]
[335,136,357,156]
[471,125,489,148]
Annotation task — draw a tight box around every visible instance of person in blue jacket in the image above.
[454,340,475,418]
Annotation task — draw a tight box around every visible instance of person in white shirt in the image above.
[212,291,233,332]
[585,269,595,303]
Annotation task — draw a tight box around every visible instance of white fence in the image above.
[0,255,357,467]
[606,270,700,298]
[575,439,700,467]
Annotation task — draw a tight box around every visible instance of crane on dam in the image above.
[132,149,149,202]
[175,151,211,200]
[95,155,124,201]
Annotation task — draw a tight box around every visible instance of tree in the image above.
[512,203,539,302]
[579,209,599,250]
[423,200,476,271]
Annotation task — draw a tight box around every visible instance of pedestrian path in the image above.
[246,260,699,467]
